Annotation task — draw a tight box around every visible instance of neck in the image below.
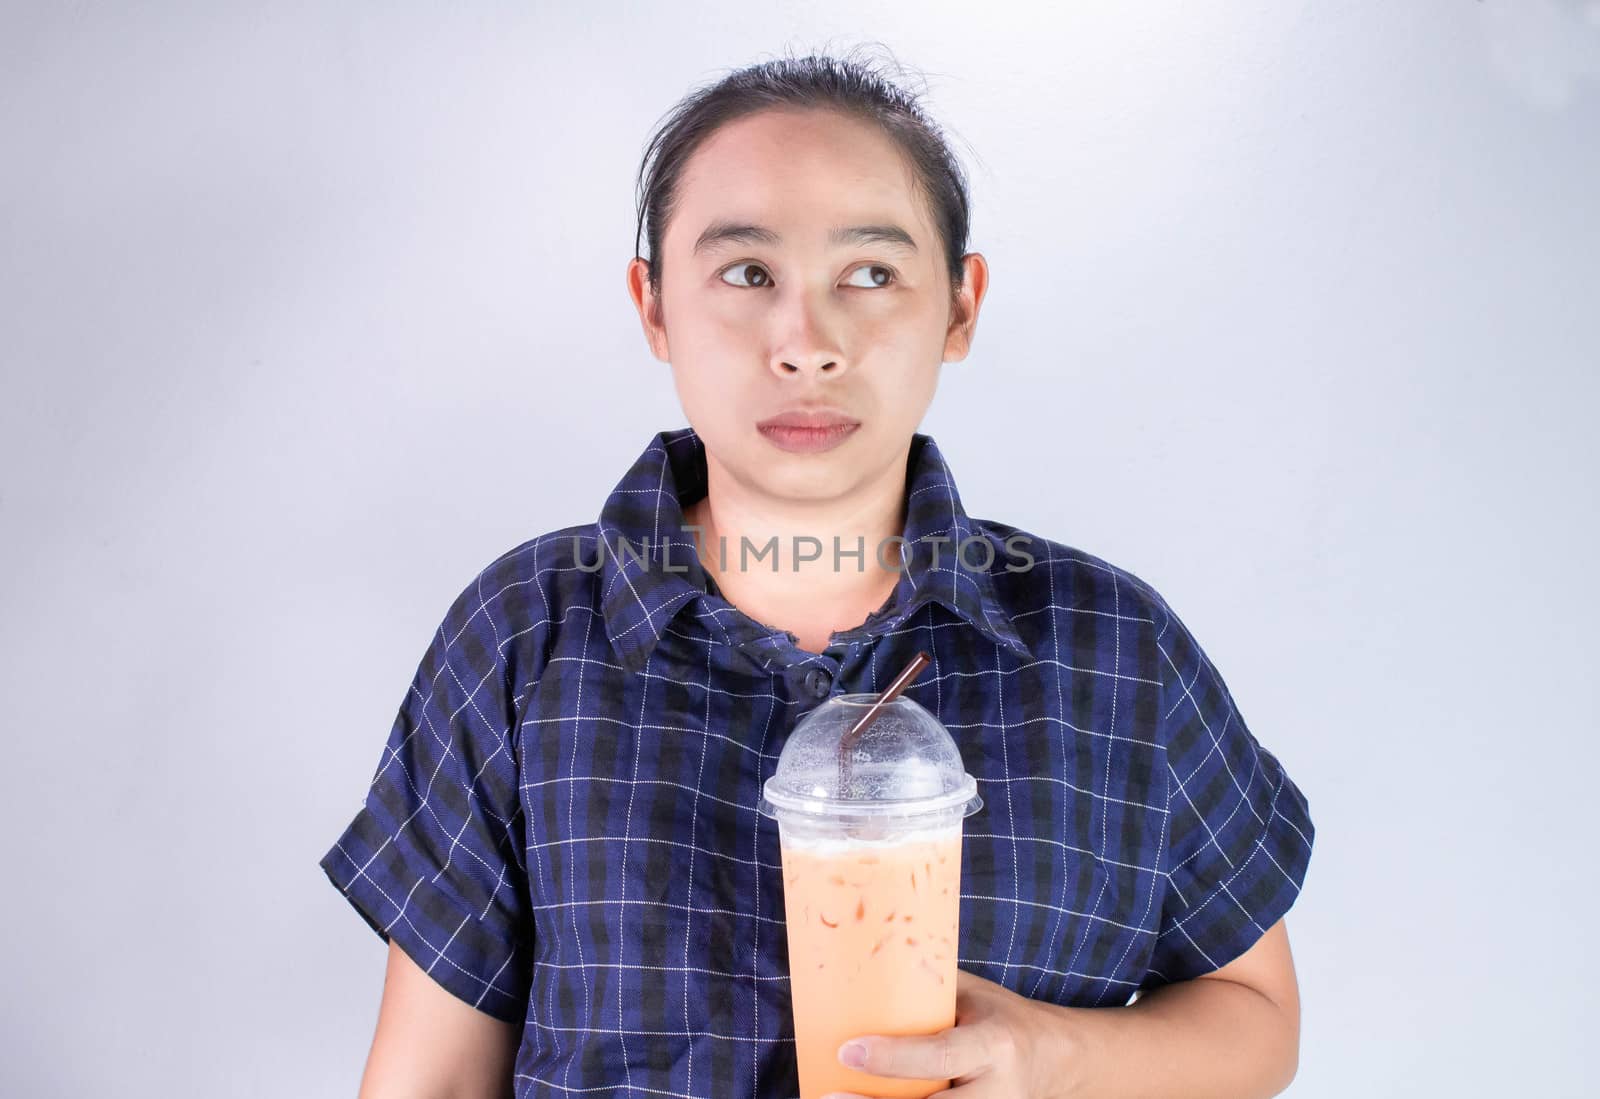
[684,443,911,649]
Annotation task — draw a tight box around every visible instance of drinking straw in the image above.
[836,650,931,792]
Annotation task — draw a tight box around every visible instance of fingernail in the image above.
[839,1040,868,1068]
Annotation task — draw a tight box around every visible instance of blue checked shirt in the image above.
[319,426,1315,1098]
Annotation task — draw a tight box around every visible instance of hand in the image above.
[822,968,1090,1098]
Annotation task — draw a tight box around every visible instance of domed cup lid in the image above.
[757,693,982,823]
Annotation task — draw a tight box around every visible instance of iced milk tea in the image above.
[779,824,963,1099]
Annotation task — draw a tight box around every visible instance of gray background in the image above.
[3,2,1596,1095]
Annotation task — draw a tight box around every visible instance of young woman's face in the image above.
[629,106,987,509]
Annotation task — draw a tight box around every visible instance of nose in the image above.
[769,288,846,379]
[775,355,841,376]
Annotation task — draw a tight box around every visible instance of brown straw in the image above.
[836,650,931,793]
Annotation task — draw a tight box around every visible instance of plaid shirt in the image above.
[319,426,1315,1098]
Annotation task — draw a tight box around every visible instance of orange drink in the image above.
[780,824,963,1098]
[757,692,982,1099]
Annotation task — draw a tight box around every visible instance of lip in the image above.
[756,408,861,455]
[757,408,860,430]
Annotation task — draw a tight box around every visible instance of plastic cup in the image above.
[758,693,983,1099]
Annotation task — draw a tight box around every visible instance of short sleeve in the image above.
[1141,593,1315,989]
[319,570,533,1023]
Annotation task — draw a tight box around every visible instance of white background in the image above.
[2,2,1596,1095]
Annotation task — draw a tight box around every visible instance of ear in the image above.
[942,252,989,363]
[626,256,670,362]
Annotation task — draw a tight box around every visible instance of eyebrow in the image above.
[691,221,920,256]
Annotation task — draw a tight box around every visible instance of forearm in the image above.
[1043,977,1298,1099]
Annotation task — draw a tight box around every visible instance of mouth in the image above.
[757,408,859,430]
[756,408,861,454]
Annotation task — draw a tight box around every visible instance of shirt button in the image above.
[802,668,832,699]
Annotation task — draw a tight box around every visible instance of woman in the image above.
[320,48,1315,1099]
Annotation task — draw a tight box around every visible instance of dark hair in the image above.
[633,45,974,304]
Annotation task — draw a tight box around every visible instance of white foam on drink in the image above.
[777,819,962,855]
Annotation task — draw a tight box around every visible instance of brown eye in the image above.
[846,264,896,288]
[720,263,772,288]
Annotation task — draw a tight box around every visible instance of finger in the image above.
[822,1080,996,1099]
[839,1022,994,1081]
[928,1081,1002,1097]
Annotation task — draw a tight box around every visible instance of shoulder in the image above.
[969,518,1216,722]
[433,522,608,681]
[473,521,605,600]
[972,517,1178,637]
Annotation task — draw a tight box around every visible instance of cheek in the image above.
[668,301,757,363]
[861,294,949,351]
[668,360,755,434]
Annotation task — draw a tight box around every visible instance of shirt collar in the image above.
[594,427,1032,674]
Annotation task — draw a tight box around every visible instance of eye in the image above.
[845,264,897,289]
[716,262,899,289]
[719,262,773,288]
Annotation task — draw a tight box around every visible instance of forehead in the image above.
[668,108,931,244]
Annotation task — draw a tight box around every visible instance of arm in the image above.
[1065,916,1300,1098]
[356,940,520,1099]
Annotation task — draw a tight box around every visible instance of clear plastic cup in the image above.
[758,693,983,1099]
